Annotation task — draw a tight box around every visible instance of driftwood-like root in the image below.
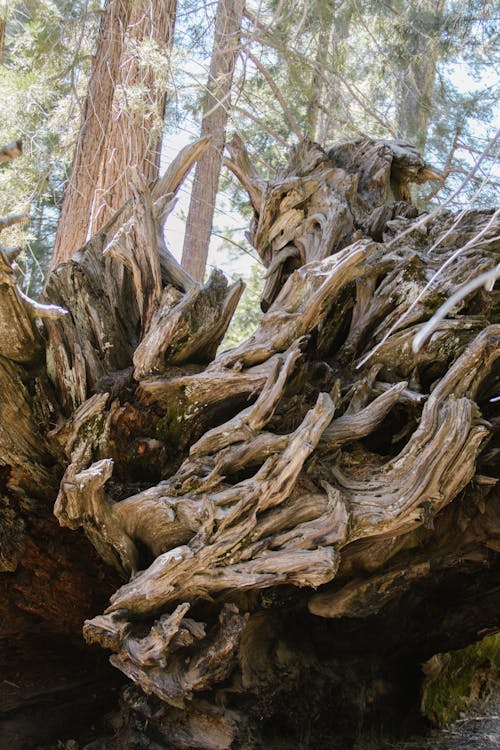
[84,603,247,708]
[2,136,497,748]
[45,141,498,741]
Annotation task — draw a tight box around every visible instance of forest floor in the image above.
[41,694,500,750]
[386,688,500,750]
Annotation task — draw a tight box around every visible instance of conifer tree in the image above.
[50,0,176,270]
[181,0,244,282]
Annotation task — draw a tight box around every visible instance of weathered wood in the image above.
[84,603,246,709]
[226,136,442,310]
[44,138,211,412]
[1,136,498,749]
[133,270,244,379]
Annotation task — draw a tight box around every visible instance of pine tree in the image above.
[181,0,245,282]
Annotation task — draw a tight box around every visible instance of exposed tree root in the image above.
[1,137,498,749]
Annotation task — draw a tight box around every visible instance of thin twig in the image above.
[241,46,304,140]
[412,262,500,352]
[0,213,30,233]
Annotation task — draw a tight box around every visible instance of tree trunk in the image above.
[50,0,176,271]
[1,134,499,750]
[181,0,244,282]
[90,0,177,233]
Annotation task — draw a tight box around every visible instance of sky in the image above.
[161,128,256,280]
[159,10,500,285]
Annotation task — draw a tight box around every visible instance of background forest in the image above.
[0,0,498,336]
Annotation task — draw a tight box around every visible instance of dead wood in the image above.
[0,136,498,749]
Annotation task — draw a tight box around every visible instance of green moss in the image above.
[425,291,448,313]
[155,400,185,444]
[421,633,500,726]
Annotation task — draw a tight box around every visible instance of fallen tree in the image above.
[0,135,498,749]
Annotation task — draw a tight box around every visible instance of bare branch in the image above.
[0,212,29,233]
[413,263,500,352]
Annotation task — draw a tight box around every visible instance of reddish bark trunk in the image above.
[50,0,176,271]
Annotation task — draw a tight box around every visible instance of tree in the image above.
[0,7,5,62]
[0,0,102,294]
[181,0,245,282]
[50,0,176,270]
[1,125,498,748]
[232,0,498,208]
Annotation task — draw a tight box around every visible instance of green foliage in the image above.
[421,633,500,726]
[230,0,498,206]
[219,261,264,351]
[0,0,497,299]
[0,0,100,294]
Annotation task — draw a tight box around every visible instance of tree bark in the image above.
[181,0,244,282]
[1,134,499,749]
[50,0,132,271]
[90,0,177,233]
[50,0,176,271]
